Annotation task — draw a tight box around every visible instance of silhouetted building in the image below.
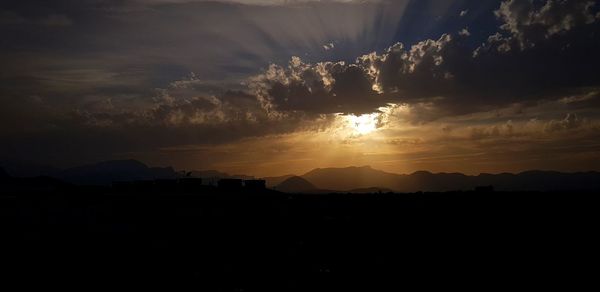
[218,179,243,189]
[475,185,494,192]
[244,179,266,189]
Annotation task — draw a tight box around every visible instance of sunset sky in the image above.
[1,0,600,176]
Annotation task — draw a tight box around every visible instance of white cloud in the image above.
[323,42,335,51]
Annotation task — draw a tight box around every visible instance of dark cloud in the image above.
[254,0,600,122]
[255,57,386,115]
[2,0,600,168]
[494,0,599,48]
[0,0,414,117]
[0,91,320,167]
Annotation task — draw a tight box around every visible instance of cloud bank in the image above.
[1,0,600,174]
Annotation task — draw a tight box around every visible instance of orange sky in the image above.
[126,103,600,177]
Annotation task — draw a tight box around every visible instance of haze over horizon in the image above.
[5,158,600,180]
[2,0,600,177]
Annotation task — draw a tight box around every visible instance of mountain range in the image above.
[2,160,599,192]
[0,159,176,186]
[274,166,600,193]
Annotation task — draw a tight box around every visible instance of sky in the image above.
[1,0,600,176]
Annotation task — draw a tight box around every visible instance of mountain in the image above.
[59,160,177,185]
[400,171,471,192]
[4,158,600,191]
[190,170,253,180]
[473,171,600,191]
[0,164,71,192]
[0,159,177,186]
[0,160,61,178]
[274,176,318,193]
[263,174,295,188]
[301,166,401,191]
[299,166,600,192]
[190,170,231,179]
[189,170,255,186]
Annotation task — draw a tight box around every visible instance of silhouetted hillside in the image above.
[189,170,255,185]
[0,160,61,178]
[190,169,228,178]
[60,160,177,186]
[275,176,318,193]
[263,174,295,188]
[0,159,178,186]
[300,167,473,191]
[403,171,471,192]
[300,166,600,192]
[302,166,400,191]
[4,159,600,192]
[0,167,8,179]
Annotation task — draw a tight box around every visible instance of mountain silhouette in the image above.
[299,166,600,192]
[0,159,177,185]
[0,160,61,177]
[3,159,600,191]
[275,176,318,193]
[263,174,295,188]
[190,170,254,180]
[188,170,255,186]
[301,166,401,191]
[59,160,177,185]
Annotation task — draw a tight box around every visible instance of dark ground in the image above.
[2,184,597,290]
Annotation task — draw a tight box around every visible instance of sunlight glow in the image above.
[345,113,379,135]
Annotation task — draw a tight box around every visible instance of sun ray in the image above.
[345,113,379,135]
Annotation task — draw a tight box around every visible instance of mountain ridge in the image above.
[274,176,318,193]
[299,167,600,192]
[2,159,599,191]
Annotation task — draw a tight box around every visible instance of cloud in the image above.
[249,56,386,115]
[0,10,27,25]
[544,113,583,132]
[6,0,600,126]
[559,90,600,106]
[250,0,600,123]
[39,14,73,27]
[2,0,600,171]
[139,0,379,5]
[323,42,335,51]
[0,10,72,27]
[492,0,599,49]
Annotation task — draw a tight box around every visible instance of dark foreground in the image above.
[2,185,598,290]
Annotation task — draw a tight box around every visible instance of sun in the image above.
[345,113,379,135]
